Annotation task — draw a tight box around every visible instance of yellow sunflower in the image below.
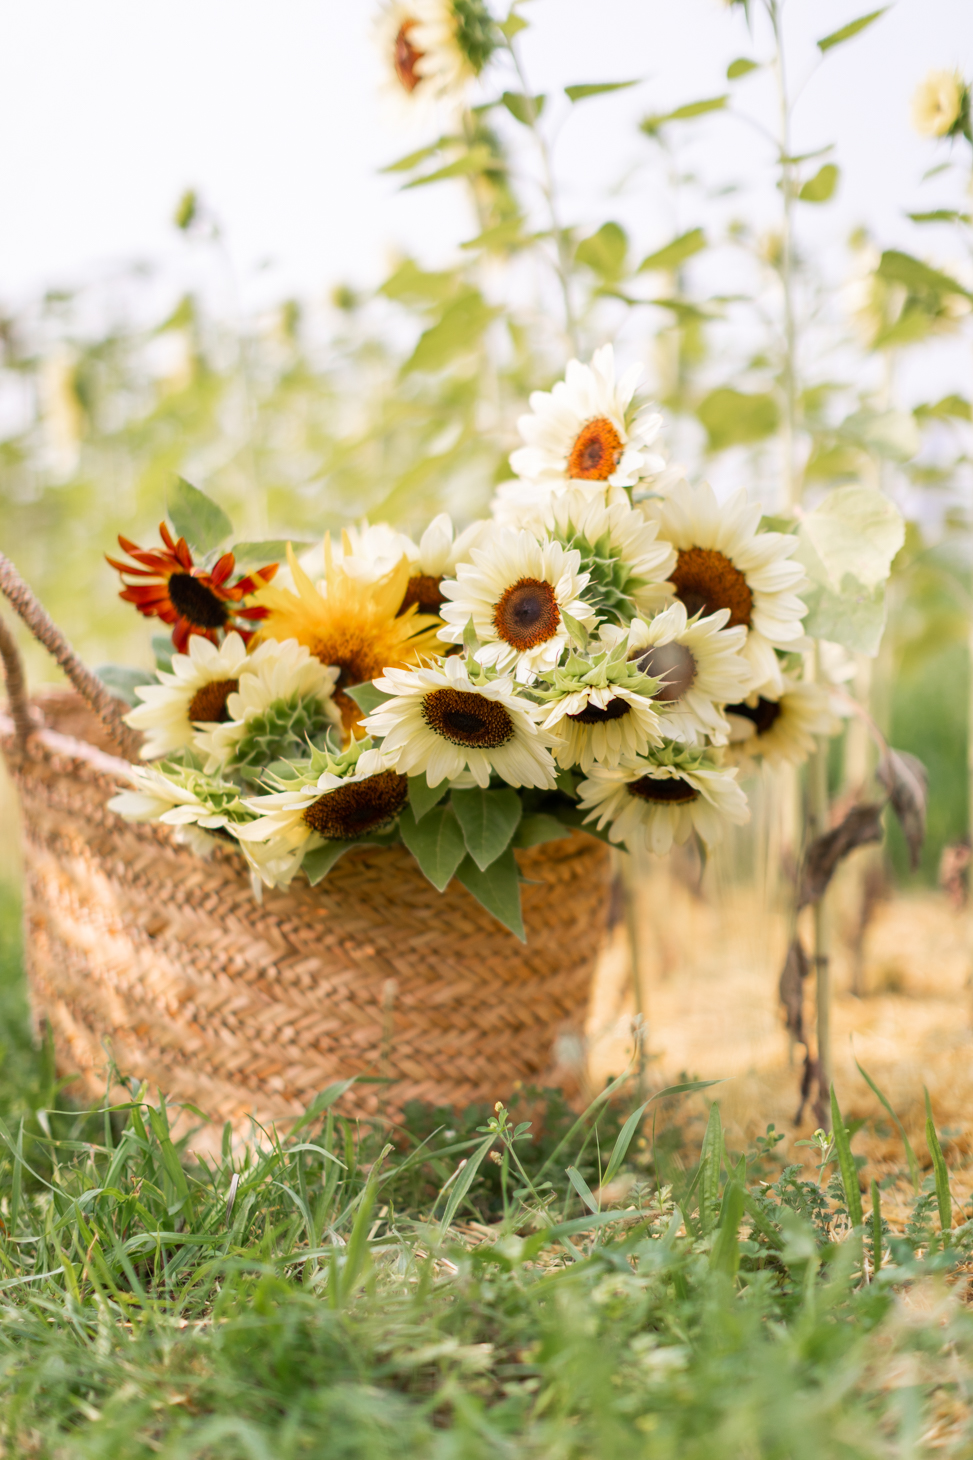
[253,542,443,736]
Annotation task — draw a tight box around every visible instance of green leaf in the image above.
[710,1181,745,1277]
[924,1088,952,1244]
[907,209,972,224]
[439,1131,496,1234]
[343,682,392,716]
[451,786,522,870]
[512,813,571,849]
[380,259,457,307]
[575,222,628,281]
[566,1165,600,1213]
[303,842,354,886]
[727,57,759,79]
[800,574,888,656]
[499,11,528,41]
[817,8,888,52]
[638,227,706,274]
[797,485,905,592]
[870,1180,883,1278]
[565,80,639,102]
[641,96,727,133]
[698,1103,723,1235]
[829,1086,864,1227]
[455,850,525,940]
[398,804,467,892]
[407,775,449,822]
[500,90,545,124]
[168,478,233,554]
[230,540,309,569]
[380,139,448,175]
[915,393,972,423]
[403,290,497,374]
[838,409,920,462]
[877,249,972,301]
[696,388,779,451]
[799,163,839,203]
[601,1080,722,1187]
[402,146,498,190]
[460,218,533,252]
[94,664,156,708]
[855,1061,920,1193]
[152,633,175,673]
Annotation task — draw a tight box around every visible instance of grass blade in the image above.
[924,1088,952,1244]
[698,1103,722,1234]
[710,1180,744,1277]
[438,1133,495,1236]
[566,1165,599,1213]
[830,1085,864,1227]
[870,1179,883,1278]
[602,1080,722,1187]
[855,1059,920,1192]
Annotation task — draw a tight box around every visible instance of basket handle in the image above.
[0,550,143,763]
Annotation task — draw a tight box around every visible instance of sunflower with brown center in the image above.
[253,544,442,737]
[377,0,495,105]
[533,644,662,773]
[578,744,750,856]
[107,523,277,653]
[643,479,808,695]
[125,630,255,760]
[724,675,839,769]
[364,655,557,789]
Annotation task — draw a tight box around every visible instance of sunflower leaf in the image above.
[455,849,525,940]
[513,813,572,849]
[566,79,640,103]
[168,477,233,554]
[451,787,523,870]
[94,664,156,708]
[407,775,449,823]
[303,841,355,886]
[399,804,467,892]
[151,634,175,673]
[230,539,310,569]
[344,682,393,715]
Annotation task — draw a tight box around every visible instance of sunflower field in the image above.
[2,1,973,1454]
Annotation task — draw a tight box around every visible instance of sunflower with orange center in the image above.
[107,523,278,653]
[376,0,495,105]
[252,542,443,737]
[643,479,808,695]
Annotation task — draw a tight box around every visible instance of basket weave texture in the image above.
[2,694,611,1128]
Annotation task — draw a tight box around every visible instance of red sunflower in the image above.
[107,523,279,652]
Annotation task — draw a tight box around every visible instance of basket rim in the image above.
[0,706,134,780]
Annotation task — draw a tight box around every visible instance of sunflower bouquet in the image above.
[102,344,856,939]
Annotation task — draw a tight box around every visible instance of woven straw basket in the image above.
[0,553,611,1134]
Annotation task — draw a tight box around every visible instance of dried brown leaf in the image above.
[799,802,885,908]
[878,747,927,871]
[778,937,810,1044]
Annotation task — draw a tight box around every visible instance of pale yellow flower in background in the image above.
[910,70,966,138]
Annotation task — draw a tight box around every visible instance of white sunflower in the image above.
[509,345,668,494]
[107,763,254,857]
[325,522,418,586]
[534,646,663,774]
[578,746,750,855]
[124,631,253,760]
[363,655,557,789]
[399,514,492,616]
[725,675,840,769]
[600,601,751,747]
[910,70,968,139]
[194,638,341,777]
[545,488,675,622]
[438,526,596,682]
[234,743,401,888]
[643,479,808,694]
[376,0,495,105]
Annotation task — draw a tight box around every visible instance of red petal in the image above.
[211,553,235,585]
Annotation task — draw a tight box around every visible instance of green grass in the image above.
[2,888,973,1457]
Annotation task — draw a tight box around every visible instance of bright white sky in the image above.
[1,0,971,316]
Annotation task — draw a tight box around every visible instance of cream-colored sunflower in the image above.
[376,0,495,104]
[398,514,491,617]
[910,70,968,139]
[643,479,807,694]
[600,601,751,746]
[107,762,254,857]
[439,526,596,682]
[253,543,442,735]
[533,645,663,773]
[578,744,750,855]
[124,631,253,759]
[725,675,840,769]
[194,638,341,777]
[545,488,675,623]
[235,742,403,888]
[364,655,557,789]
[509,345,668,494]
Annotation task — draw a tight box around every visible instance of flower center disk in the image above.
[302,771,408,840]
[398,574,445,617]
[567,696,631,725]
[670,548,753,629]
[188,678,239,723]
[422,688,515,749]
[493,577,561,650]
[167,573,230,631]
[635,643,697,703]
[393,21,423,92]
[727,697,782,736]
[567,417,624,481]
[627,774,699,805]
